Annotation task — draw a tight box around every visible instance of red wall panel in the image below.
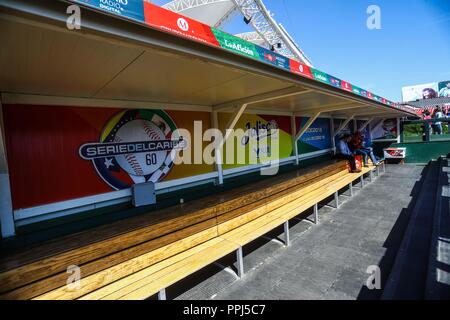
[3,105,118,210]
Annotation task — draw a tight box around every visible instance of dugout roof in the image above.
[0,0,417,120]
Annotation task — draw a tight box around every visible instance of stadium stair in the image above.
[382,157,450,299]
[425,157,450,299]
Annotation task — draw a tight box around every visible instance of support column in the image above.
[396,117,401,143]
[211,111,224,185]
[334,191,340,208]
[314,203,319,224]
[330,117,336,155]
[212,103,248,185]
[0,100,15,238]
[158,289,166,300]
[291,114,299,165]
[349,183,354,197]
[236,246,244,278]
[284,221,290,246]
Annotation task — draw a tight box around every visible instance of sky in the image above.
[153,0,450,102]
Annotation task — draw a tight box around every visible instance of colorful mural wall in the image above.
[2,105,213,210]
[296,117,332,154]
[217,113,293,170]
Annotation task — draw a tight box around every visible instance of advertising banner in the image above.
[329,76,342,88]
[211,28,259,60]
[72,0,145,22]
[384,148,406,159]
[218,113,293,170]
[311,68,330,85]
[371,118,398,140]
[296,117,332,154]
[2,105,213,210]
[289,60,313,79]
[402,82,439,102]
[144,2,219,47]
[438,81,450,98]
[341,80,353,92]
[212,28,290,71]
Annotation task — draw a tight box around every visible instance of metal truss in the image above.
[231,0,312,65]
[162,0,238,28]
[235,31,268,48]
[163,0,313,65]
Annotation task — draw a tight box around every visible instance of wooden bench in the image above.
[0,159,384,300]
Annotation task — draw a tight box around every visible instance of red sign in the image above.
[384,148,406,159]
[289,60,313,79]
[341,80,353,92]
[143,2,219,47]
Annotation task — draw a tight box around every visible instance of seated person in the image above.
[349,132,381,167]
[335,134,361,173]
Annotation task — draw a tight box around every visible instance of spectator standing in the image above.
[434,106,444,135]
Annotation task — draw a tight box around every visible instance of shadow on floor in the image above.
[357,165,428,299]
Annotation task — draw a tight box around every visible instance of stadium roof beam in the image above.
[295,112,321,141]
[359,118,374,131]
[213,87,312,111]
[294,102,365,116]
[334,116,355,137]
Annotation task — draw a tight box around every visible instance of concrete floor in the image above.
[167,164,425,300]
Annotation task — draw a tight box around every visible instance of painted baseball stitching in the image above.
[143,121,163,141]
[114,136,144,176]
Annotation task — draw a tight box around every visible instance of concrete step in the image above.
[382,160,440,300]
[425,158,450,299]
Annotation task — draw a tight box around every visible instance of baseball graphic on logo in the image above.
[82,109,181,190]
[114,119,166,177]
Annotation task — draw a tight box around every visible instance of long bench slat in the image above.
[35,229,223,300]
[0,207,217,293]
[76,237,226,300]
[93,240,240,300]
[221,168,374,247]
[216,165,347,225]
[217,170,349,235]
[2,219,218,300]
